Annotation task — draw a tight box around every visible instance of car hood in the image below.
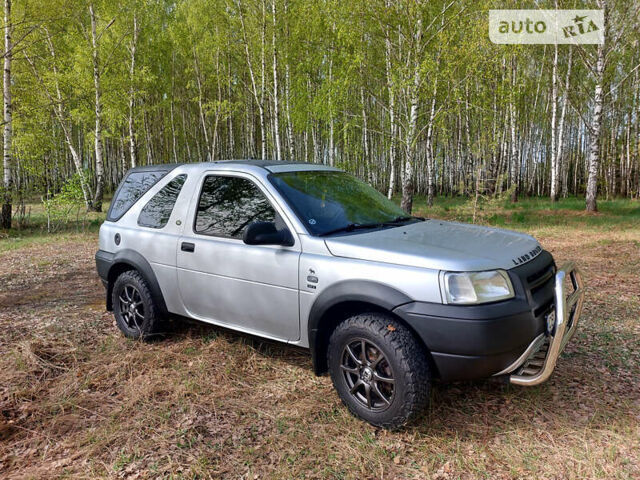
[323,220,542,271]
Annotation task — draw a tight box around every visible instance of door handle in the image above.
[181,242,195,253]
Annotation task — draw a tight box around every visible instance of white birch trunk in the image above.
[328,56,334,166]
[558,48,572,198]
[193,48,211,160]
[550,42,559,201]
[586,41,605,211]
[400,17,422,214]
[1,0,11,228]
[509,56,518,202]
[236,0,266,159]
[361,85,370,182]
[170,51,178,163]
[271,0,281,161]
[128,14,138,168]
[385,3,396,199]
[282,0,293,160]
[260,0,266,158]
[586,0,607,212]
[426,78,437,207]
[90,4,104,211]
[285,61,294,160]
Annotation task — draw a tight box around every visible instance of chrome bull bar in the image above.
[501,262,585,386]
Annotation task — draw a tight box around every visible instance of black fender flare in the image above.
[102,249,168,315]
[307,280,413,374]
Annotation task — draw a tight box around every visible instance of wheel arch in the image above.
[105,249,168,316]
[307,280,436,376]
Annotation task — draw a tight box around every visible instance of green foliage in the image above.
[42,173,91,233]
[413,195,640,230]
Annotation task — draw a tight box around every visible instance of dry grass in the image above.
[1,206,639,479]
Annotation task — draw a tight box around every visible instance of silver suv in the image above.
[95,160,585,428]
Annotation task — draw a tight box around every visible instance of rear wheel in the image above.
[112,270,162,340]
[327,312,431,429]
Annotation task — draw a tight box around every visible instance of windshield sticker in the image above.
[308,219,317,225]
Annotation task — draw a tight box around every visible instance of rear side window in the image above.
[138,175,187,228]
[107,171,167,221]
[194,175,276,238]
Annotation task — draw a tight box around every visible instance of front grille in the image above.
[527,263,555,294]
[511,250,556,325]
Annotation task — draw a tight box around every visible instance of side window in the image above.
[138,175,187,229]
[194,176,276,239]
[107,171,167,221]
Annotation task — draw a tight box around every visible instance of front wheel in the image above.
[327,313,431,429]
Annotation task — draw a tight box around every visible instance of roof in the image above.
[128,163,184,173]
[127,159,339,174]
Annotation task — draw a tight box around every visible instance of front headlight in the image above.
[441,270,514,305]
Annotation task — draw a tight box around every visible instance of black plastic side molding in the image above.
[96,249,169,316]
[307,280,413,375]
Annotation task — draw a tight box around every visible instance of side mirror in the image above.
[243,221,294,247]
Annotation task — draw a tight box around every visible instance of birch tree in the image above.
[384,4,397,199]
[236,0,267,159]
[89,4,105,211]
[1,0,11,229]
[128,13,138,168]
[509,55,518,203]
[271,0,281,161]
[400,11,422,214]
[550,43,559,202]
[586,2,608,212]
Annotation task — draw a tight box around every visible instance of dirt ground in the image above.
[1,217,639,479]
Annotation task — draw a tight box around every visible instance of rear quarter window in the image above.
[107,171,167,221]
[137,175,187,228]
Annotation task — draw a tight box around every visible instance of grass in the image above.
[0,197,639,479]
[0,196,110,252]
[409,195,640,230]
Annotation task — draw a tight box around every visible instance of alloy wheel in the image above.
[340,338,395,411]
[118,284,145,331]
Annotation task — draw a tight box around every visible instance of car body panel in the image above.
[293,235,442,348]
[324,220,542,272]
[175,169,302,341]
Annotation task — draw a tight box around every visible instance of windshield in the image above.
[269,170,409,236]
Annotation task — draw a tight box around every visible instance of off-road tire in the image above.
[112,270,162,340]
[327,312,431,429]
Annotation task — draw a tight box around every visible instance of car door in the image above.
[176,171,301,341]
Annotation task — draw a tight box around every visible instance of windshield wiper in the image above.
[318,222,383,237]
[387,215,413,223]
[319,216,425,237]
[381,215,424,225]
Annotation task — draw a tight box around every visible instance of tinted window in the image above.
[138,175,187,228]
[108,171,167,221]
[269,171,407,235]
[194,176,276,238]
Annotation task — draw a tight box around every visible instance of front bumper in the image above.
[497,262,585,386]
[393,256,585,383]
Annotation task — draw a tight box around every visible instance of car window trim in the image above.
[136,174,188,229]
[191,172,282,241]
